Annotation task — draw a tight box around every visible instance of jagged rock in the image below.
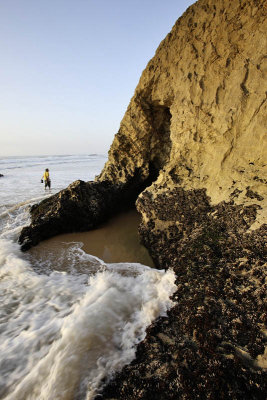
[19,174,155,250]
[18,0,267,398]
[0,174,4,178]
[19,180,115,250]
[101,186,267,399]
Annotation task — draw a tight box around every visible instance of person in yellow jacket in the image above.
[41,168,51,190]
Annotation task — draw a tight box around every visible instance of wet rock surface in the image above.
[19,180,115,250]
[19,174,153,251]
[100,187,267,399]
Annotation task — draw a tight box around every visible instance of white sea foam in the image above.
[0,154,107,213]
[0,155,177,399]
[0,240,176,400]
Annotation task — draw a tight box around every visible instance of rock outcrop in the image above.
[99,0,266,225]
[19,176,154,251]
[19,0,266,398]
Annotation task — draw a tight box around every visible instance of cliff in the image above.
[99,0,266,225]
[19,0,266,398]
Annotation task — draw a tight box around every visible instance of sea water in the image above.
[0,155,176,399]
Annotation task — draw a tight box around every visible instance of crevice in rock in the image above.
[125,103,172,199]
[240,60,250,98]
[147,104,172,173]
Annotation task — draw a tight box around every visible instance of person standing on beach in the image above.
[41,168,51,190]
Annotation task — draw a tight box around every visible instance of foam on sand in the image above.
[0,240,176,400]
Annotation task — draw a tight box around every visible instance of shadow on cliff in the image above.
[19,104,172,252]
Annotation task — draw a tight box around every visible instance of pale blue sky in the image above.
[0,0,194,156]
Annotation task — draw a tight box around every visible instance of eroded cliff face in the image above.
[19,0,266,398]
[99,0,266,227]
[99,0,267,398]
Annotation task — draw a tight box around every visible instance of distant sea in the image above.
[0,154,176,399]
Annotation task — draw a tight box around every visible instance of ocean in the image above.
[0,154,176,400]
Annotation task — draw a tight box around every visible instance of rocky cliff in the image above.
[19,0,266,398]
[99,0,266,223]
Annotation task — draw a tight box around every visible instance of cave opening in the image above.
[148,104,172,178]
[19,106,172,252]
[120,104,172,209]
[125,104,172,209]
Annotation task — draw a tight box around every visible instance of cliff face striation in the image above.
[99,0,266,222]
[19,0,266,398]
[98,0,267,398]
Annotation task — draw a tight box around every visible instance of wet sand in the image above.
[29,209,154,268]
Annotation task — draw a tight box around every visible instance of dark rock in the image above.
[100,187,267,399]
[19,171,155,251]
[246,188,264,201]
[19,180,116,250]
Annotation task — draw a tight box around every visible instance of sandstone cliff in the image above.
[19,0,266,398]
[99,0,267,398]
[99,0,266,227]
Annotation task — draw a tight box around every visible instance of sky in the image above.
[0,0,195,157]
